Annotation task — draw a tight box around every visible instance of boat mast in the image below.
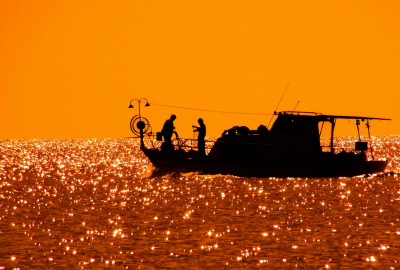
[128,98,150,150]
[139,124,145,150]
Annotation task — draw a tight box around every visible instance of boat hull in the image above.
[143,148,388,178]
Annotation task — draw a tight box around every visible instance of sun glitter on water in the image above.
[0,137,400,268]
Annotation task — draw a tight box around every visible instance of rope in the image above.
[150,102,273,115]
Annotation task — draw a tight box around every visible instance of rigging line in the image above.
[369,120,381,127]
[150,102,273,115]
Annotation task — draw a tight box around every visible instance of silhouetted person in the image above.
[162,114,178,146]
[193,118,206,155]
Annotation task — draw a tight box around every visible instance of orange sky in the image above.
[1,1,399,139]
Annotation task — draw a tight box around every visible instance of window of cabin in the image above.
[318,121,333,152]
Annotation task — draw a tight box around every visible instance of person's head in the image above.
[171,114,177,121]
[198,118,203,124]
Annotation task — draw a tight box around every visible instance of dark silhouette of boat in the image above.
[136,111,390,177]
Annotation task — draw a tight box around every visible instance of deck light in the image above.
[128,98,150,121]
[128,98,150,109]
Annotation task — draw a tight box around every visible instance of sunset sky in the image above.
[1,1,399,139]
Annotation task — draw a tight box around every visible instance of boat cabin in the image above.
[208,111,389,161]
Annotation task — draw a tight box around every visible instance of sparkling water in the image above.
[1,137,400,269]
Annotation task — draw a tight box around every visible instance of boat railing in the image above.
[144,137,277,157]
[277,111,323,116]
[320,145,365,154]
[144,137,272,153]
[143,138,216,154]
[173,138,215,153]
[144,138,361,154]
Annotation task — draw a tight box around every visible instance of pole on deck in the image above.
[138,101,141,121]
[330,119,335,154]
[139,128,144,150]
[366,120,374,160]
[137,120,146,150]
[356,119,361,141]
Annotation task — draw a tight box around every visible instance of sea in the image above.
[1,136,400,269]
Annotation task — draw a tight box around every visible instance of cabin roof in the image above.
[276,111,391,121]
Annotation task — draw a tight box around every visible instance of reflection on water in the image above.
[1,137,400,269]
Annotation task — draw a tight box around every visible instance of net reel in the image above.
[130,115,152,136]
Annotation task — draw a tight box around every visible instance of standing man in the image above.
[193,118,206,155]
[162,114,178,145]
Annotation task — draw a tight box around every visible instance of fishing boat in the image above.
[129,101,390,177]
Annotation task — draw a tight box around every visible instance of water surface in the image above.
[1,137,400,269]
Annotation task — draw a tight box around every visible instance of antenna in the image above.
[292,100,300,112]
[267,81,290,129]
[274,81,290,113]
